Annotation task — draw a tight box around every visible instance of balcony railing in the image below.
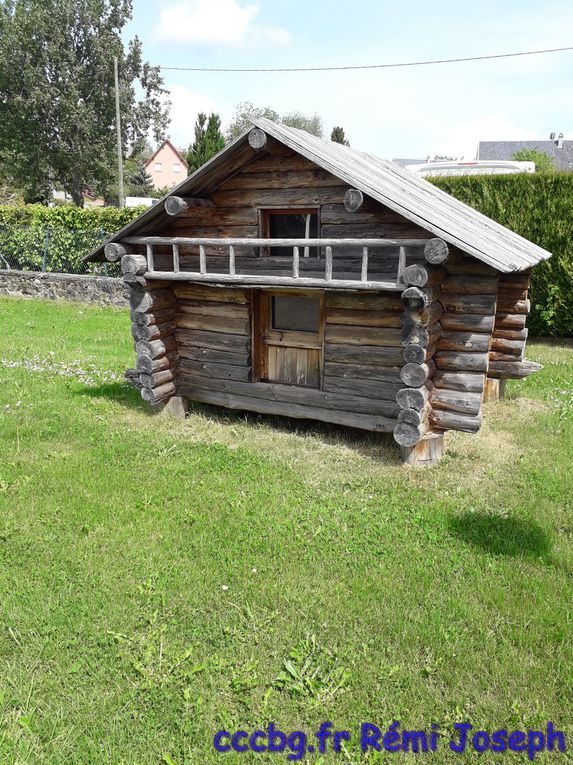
[122,236,432,290]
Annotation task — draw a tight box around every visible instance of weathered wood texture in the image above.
[489,270,535,379]
[400,432,445,466]
[172,287,409,430]
[429,253,499,435]
[151,146,433,282]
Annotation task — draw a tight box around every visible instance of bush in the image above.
[0,204,145,274]
[431,173,573,336]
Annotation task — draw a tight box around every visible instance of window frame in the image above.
[259,207,320,258]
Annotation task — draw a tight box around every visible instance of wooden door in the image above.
[257,292,323,387]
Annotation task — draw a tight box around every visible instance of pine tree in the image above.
[187,113,226,172]
[331,126,350,146]
[128,162,154,196]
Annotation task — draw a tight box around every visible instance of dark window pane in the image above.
[268,213,318,256]
[271,295,320,333]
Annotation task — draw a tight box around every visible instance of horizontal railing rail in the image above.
[121,236,432,290]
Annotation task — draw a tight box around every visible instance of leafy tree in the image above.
[511,148,556,173]
[187,113,226,172]
[0,0,170,206]
[282,111,323,138]
[330,126,350,146]
[227,101,324,141]
[227,102,280,141]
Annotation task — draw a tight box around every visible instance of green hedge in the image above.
[0,205,144,274]
[0,204,144,231]
[431,174,573,336]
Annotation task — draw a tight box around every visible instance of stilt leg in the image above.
[400,432,444,466]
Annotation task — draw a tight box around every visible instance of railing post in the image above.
[325,246,333,281]
[361,246,369,282]
[229,245,235,276]
[172,243,180,273]
[292,246,299,278]
[199,244,206,274]
[146,243,154,272]
[397,245,406,285]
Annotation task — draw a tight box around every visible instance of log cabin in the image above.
[85,119,551,465]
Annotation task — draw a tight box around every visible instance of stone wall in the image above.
[0,270,127,307]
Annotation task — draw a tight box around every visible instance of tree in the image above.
[282,111,323,138]
[187,113,226,172]
[227,102,280,141]
[511,148,556,173]
[0,0,170,206]
[126,162,154,196]
[330,126,350,146]
[227,101,324,141]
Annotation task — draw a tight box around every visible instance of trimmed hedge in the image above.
[0,205,145,274]
[0,204,144,231]
[431,174,573,336]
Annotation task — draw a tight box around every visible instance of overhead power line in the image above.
[158,44,573,73]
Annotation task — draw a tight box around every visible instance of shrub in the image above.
[0,205,145,274]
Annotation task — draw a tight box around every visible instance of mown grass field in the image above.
[0,296,572,765]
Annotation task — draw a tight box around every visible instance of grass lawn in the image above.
[0,296,572,764]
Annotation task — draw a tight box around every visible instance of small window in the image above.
[173,162,181,173]
[271,295,320,333]
[262,209,319,256]
[154,162,162,172]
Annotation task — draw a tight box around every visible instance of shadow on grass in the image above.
[79,381,146,410]
[188,401,402,465]
[448,511,552,560]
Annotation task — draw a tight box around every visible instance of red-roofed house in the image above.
[144,140,188,190]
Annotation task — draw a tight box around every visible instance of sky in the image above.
[126,0,573,160]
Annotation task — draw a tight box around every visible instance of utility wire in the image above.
[158,44,573,73]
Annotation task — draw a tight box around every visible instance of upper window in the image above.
[173,163,181,173]
[261,209,319,257]
[154,162,162,172]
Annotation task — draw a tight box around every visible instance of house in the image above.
[144,139,189,190]
[85,119,550,465]
[478,134,573,171]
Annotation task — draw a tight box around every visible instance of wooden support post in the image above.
[400,433,444,467]
[483,377,501,403]
[229,245,236,276]
[199,244,206,275]
[172,243,180,273]
[161,396,187,419]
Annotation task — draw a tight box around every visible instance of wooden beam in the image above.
[424,238,449,264]
[343,188,364,212]
[164,196,215,216]
[104,242,126,262]
[248,128,267,150]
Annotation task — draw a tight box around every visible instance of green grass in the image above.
[0,296,572,764]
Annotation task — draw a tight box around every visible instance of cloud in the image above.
[163,84,219,147]
[156,0,291,46]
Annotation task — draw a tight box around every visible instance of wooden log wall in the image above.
[150,138,430,279]
[115,247,178,405]
[429,249,499,433]
[488,269,539,379]
[174,286,405,432]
